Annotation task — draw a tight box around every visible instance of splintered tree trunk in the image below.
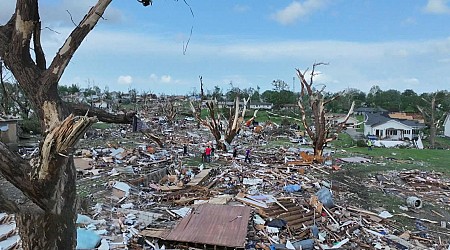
[17,209,77,249]
[313,145,324,162]
[0,0,140,249]
[16,159,77,249]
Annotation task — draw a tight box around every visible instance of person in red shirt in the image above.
[205,146,212,162]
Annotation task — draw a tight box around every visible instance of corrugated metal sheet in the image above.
[164,204,251,248]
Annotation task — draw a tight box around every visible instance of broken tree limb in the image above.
[190,96,247,151]
[0,175,45,214]
[141,130,165,148]
[38,114,97,181]
[68,102,135,124]
[0,142,49,211]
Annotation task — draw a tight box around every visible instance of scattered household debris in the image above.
[2,115,449,249]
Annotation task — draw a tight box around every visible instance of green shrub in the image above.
[356,139,367,147]
[20,117,41,134]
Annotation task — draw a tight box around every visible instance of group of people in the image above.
[199,144,252,164]
[201,144,214,163]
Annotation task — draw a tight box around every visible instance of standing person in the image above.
[183,144,188,155]
[367,140,373,151]
[233,147,238,158]
[205,146,212,162]
[244,148,251,163]
[200,144,206,162]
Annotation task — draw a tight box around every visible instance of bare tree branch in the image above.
[68,102,135,124]
[297,63,351,160]
[33,21,46,70]
[47,0,113,86]
[0,142,50,210]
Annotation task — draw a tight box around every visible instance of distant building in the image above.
[326,114,359,128]
[249,102,273,110]
[364,112,425,140]
[388,112,424,124]
[444,113,450,137]
[0,115,21,145]
[354,107,388,115]
[279,104,298,111]
[217,101,245,109]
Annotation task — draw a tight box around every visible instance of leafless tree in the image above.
[296,63,354,161]
[417,92,446,148]
[160,98,178,124]
[191,97,256,151]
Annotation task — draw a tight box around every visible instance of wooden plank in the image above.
[236,197,268,209]
[159,185,183,192]
[187,169,211,186]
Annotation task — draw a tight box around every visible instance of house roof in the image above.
[354,107,388,113]
[164,204,251,248]
[365,112,426,129]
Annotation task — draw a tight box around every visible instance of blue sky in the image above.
[2,0,450,95]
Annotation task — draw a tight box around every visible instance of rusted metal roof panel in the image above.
[164,204,251,248]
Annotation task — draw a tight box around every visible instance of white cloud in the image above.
[149,74,158,82]
[271,0,329,25]
[403,78,420,85]
[117,75,133,85]
[423,0,450,14]
[161,75,172,83]
[149,74,176,84]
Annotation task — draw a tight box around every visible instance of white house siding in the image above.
[444,114,450,137]
[364,124,372,136]
[249,104,273,110]
[370,120,415,140]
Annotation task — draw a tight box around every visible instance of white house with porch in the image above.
[444,113,450,137]
[364,113,425,140]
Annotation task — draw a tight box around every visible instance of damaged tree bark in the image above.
[296,63,354,161]
[0,0,145,248]
[159,98,178,124]
[69,102,135,124]
[417,92,444,149]
[190,97,255,151]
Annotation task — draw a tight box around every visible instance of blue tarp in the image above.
[76,228,101,250]
[284,184,301,192]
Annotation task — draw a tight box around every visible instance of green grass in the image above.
[91,122,112,130]
[255,110,302,126]
[331,132,450,176]
[433,136,450,149]
[343,147,449,174]
[329,132,356,148]
[355,115,365,133]
[261,137,292,148]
